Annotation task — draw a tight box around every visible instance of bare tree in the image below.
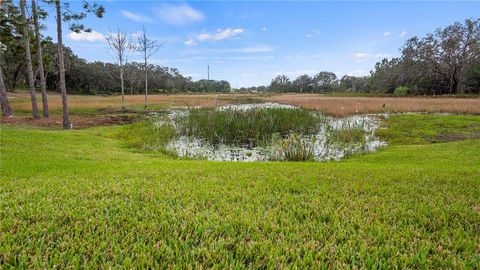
[20,0,40,118]
[0,65,12,116]
[106,28,130,111]
[136,26,161,110]
[32,0,48,117]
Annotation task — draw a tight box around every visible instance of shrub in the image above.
[394,86,410,97]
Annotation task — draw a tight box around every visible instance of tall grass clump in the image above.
[177,108,323,146]
[278,133,316,161]
[326,120,367,145]
[117,119,176,154]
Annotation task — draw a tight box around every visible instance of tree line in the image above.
[264,18,479,95]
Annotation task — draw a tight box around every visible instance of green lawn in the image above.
[1,114,479,268]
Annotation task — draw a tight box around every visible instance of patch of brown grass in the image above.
[5,91,480,119]
[261,94,480,117]
[7,91,251,112]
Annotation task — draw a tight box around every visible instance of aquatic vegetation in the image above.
[176,106,322,146]
[160,103,387,162]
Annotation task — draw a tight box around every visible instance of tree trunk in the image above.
[120,67,125,110]
[56,0,71,129]
[32,0,49,117]
[20,0,40,118]
[0,66,12,117]
[144,59,148,110]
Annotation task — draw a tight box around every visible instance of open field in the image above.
[1,111,480,267]
[263,94,480,117]
[3,92,480,121]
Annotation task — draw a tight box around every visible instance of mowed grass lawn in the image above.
[1,114,479,268]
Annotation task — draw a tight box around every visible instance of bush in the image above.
[394,86,410,96]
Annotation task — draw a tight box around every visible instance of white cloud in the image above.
[352,53,392,63]
[185,28,244,46]
[156,3,204,26]
[400,31,407,38]
[262,27,267,31]
[185,39,197,46]
[68,31,105,42]
[352,53,371,63]
[384,31,391,37]
[306,34,313,38]
[197,28,244,41]
[121,10,153,23]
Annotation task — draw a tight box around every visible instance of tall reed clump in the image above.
[278,133,316,161]
[177,108,324,146]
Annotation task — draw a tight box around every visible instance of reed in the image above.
[177,108,324,146]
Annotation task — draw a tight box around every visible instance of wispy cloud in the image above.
[68,31,105,42]
[352,53,392,63]
[155,3,204,26]
[400,31,407,38]
[352,53,371,63]
[262,27,267,31]
[306,28,320,38]
[383,31,391,37]
[185,28,245,46]
[121,10,153,23]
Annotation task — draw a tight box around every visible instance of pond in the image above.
[154,103,387,162]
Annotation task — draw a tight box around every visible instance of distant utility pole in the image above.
[207,64,210,92]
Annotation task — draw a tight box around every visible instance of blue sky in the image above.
[39,1,480,87]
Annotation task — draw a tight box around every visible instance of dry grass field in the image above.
[5,91,250,112]
[2,92,479,128]
[263,94,480,117]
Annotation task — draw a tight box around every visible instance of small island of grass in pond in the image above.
[134,103,387,162]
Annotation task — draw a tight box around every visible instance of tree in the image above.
[402,18,480,94]
[312,71,338,92]
[52,0,104,128]
[106,28,130,111]
[269,75,291,93]
[136,26,161,110]
[32,0,49,117]
[0,65,12,116]
[20,0,40,118]
[55,0,70,128]
[0,1,24,93]
[292,74,312,93]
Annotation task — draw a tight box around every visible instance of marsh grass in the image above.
[177,108,323,146]
[117,119,176,154]
[278,133,316,161]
